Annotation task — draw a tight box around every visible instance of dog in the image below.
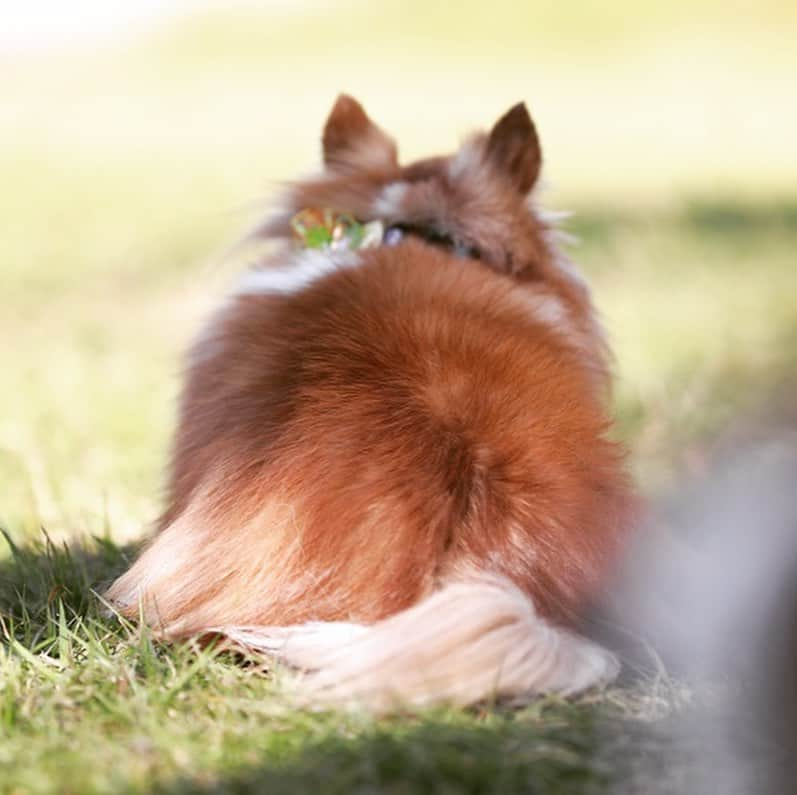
[106,95,637,709]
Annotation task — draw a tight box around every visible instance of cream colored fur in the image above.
[217,576,619,711]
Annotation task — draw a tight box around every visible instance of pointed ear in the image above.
[485,103,542,194]
[322,94,398,172]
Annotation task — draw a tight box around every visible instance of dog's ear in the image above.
[485,103,541,194]
[322,94,398,172]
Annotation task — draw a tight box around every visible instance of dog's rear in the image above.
[107,96,635,708]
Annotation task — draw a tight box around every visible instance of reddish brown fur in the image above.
[107,95,636,641]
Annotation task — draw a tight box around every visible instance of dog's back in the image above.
[107,96,635,708]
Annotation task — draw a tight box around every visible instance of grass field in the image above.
[2,2,796,793]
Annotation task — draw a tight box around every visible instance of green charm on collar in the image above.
[291,208,384,252]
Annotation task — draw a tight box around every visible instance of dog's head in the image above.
[260,95,585,292]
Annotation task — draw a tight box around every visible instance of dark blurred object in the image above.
[595,401,797,793]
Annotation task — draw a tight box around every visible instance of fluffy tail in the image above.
[217,576,619,710]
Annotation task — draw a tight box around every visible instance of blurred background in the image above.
[2,0,796,545]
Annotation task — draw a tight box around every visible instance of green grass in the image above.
[1,532,691,795]
[2,2,797,793]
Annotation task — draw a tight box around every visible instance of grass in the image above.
[1,532,688,795]
[2,2,797,793]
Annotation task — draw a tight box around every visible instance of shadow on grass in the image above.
[149,704,776,795]
[0,528,138,647]
[154,709,611,795]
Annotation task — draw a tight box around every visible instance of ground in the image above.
[1,3,796,793]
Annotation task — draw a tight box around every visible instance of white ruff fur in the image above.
[236,248,361,297]
[218,576,619,711]
[372,181,409,218]
[524,291,570,331]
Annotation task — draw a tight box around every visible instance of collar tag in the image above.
[291,208,384,252]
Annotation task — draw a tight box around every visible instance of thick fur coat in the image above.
[107,96,636,709]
